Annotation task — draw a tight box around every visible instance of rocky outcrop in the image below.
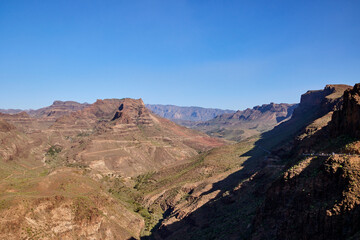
[262,84,352,154]
[252,155,360,240]
[331,83,360,137]
[252,84,360,240]
[112,99,153,125]
[292,84,351,118]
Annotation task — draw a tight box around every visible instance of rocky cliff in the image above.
[252,83,360,240]
[331,83,360,137]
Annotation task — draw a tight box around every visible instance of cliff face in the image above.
[252,83,360,240]
[292,84,351,118]
[331,83,360,137]
[259,84,352,153]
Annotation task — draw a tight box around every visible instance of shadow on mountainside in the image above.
[142,97,341,240]
[251,152,360,240]
[141,127,301,239]
[141,147,269,240]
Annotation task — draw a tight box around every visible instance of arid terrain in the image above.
[1,83,360,240]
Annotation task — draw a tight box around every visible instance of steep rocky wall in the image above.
[331,83,360,137]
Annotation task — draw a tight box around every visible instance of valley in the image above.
[1,84,360,239]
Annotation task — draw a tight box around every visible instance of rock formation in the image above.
[331,83,360,137]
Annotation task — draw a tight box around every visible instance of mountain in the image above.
[147,103,299,142]
[53,98,225,177]
[193,103,298,141]
[251,84,360,240]
[28,100,90,119]
[0,97,225,239]
[146,104,235,124]
[137,84,356,239]
[0,109,24,114]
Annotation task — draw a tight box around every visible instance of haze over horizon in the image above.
[1,0,359,110]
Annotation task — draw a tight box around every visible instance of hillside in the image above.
[0,98,225,239]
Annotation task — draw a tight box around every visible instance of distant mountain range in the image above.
[145,104,235,122]
[192,103,298,141]
[147,103,299,141]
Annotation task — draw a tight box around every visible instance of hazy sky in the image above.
[1,0,359,110]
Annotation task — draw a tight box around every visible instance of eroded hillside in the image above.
[0,97,224,239]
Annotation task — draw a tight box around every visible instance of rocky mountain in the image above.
[251,84,360,240]
[0,97,225,239]
[136,84,358,239]
[146,104,235,123]
[331,84,360,138]
[193,103,298,141]
[53,98,225,177]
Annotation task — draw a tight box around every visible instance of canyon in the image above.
[1,83,360,239]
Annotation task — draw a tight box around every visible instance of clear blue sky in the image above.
[1,0,359,110]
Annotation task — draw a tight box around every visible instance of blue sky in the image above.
[0,0,359,110]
